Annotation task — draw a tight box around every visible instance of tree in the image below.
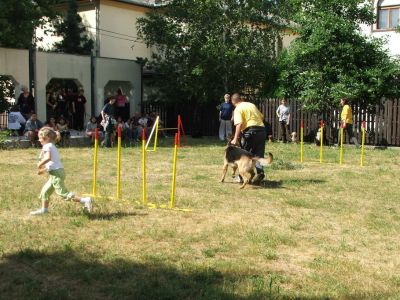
[53,0,93,55]
[277,0,400,112]
[0,76,14,113]
[0,0,57,49]
[137,0,284,105]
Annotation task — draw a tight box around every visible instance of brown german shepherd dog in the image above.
[221,145,273,189]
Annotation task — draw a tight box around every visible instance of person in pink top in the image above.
[116,88,128,121]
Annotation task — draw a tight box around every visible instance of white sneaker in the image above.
[234,176,243,183]
[83,198,92,213]
[30,208,48,216]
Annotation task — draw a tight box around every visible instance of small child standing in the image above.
[30,127,92,215]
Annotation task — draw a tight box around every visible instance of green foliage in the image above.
[0,0,57,49]
[0,76,14,113]
[53,0,93,55]
[137,0,283,104]
[277,0,400,112]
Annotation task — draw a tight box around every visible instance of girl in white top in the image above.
[30,127,92,215]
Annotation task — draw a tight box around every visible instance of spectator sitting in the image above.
[56,117,70,147]
[45,117,58,131]
[116,116,129,140]
[25,113,43,147]
[137,114,149,140]
[86,116,103,143]
[8,105,26,136]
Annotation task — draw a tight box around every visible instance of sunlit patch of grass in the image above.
[1,139,400,298]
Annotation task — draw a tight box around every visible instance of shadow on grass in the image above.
[87,211,147,221]
[283,178,326,185]
[0,248,282,300]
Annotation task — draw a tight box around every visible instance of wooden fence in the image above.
[143,98,400,146]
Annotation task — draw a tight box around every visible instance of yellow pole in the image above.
[339,125,344,165]
[153,117,159,152]
[92,128,98,197]
[142,129,147,206]
[319,120,324,164]
[117,127,121,199]
[360,121,366,167]
[170,133,178,209]
[300,120,304,163]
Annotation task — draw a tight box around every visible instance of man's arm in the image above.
[231,123,242,145]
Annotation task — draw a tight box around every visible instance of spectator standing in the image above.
[219,94,234,141]
[75,88,87,131]
[231,93,266,185]
[338,98,359,147]
[46,90,58,120]
[276,98,291,143]
[56,89,68,119]
[116,88,128,121]
[66,89,76,129]
[25,113,43,147]
[8,105,26,136]
[101,96,117,147]
[17,86,35,120]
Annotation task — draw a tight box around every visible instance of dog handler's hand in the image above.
[231,138,237,145]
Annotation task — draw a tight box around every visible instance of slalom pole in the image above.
[339,124,344,165]
[360,121,366,167]
[319,120,324,164]
[92,128,99,197]
[142,129,147,206]
[300,120,304,163]
[177,115,181,148]
[153,116,159,151]
[116,126,121,199]
[145,116,159,151]
[170,133,179,209]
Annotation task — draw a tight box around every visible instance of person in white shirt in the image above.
[276,98,291,143]
[30,127,92,215]
[8,105,26,136]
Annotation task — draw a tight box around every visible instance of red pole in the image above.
[94,128,98,140]
[117,126,121,138]
[142,127,146,141]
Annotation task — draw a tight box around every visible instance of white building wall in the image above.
[94,57,141,116]
[99,0,153,60]
[0,47,30,99]
[34,52,92,121]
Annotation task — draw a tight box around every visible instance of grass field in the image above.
[1,138,400,299]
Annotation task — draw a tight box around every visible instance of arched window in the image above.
[377,0,400,30]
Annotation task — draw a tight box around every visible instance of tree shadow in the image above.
[0,248,281,300]
[259,180,283,189]
[87,211,147,221]
[283,179,326,185]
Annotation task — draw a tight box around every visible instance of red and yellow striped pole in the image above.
[116,126,121,199]
[300,120,304,163]
[92,128,98,197]
[170,133,179,209]
[319,120,324,164]
[142,129,147,206]
[360,121,366,167]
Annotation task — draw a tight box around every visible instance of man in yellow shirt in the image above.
[338,98,359,147]
[231,93,266,184]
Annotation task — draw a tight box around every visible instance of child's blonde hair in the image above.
[38,127,61,143]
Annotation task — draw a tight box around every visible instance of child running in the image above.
[30,127,92,215]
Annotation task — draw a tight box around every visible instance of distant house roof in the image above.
[115,0,167,7]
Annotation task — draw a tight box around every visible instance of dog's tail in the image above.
[253,152,273,166]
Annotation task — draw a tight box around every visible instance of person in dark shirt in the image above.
[75,88,87,131]
[219,94,234,141]
[101,96,117,147]
[17,86,35,120]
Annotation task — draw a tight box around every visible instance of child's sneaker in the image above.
[83,198,92,213]
[30,208,48,216]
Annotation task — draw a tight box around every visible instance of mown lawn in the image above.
[0,138,400,299]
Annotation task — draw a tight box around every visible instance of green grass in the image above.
[1,138,400,299]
